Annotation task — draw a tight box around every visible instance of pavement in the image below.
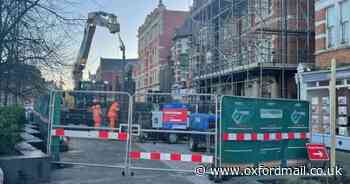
[43,137,350,184]
[135,142,213,184]
[336,150,350,174]
[43,138,215,184]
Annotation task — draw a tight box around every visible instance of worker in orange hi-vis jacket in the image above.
[90,100,102,128]
[107,101,120,129]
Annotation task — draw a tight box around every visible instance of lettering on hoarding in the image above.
[260,109,283,119]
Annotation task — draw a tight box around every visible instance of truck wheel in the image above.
[189,137,197,151]
[168,133,178,144]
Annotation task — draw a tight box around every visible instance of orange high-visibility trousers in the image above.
[108,115,118,129]
[94,116,102,128]
[107,102,119,129]
[91,104,102,127]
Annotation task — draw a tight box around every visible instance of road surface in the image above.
[44,138,213,184]
[43,137,350,184]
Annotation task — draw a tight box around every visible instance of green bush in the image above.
[0,105,26,155]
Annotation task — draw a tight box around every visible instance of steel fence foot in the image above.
[208,174,214,181]
[121,170,125,176]
[130,172,134,176]
[214,173,222,183]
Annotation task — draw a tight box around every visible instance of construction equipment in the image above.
[118,33,126,60]
[72,11,121,90]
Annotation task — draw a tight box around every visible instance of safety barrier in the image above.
[52,128,128,141]
[127,92,218,174]
[129,151,213,163]
[223,132,310,141]
[47,90,131,171]
[42,90,310,178]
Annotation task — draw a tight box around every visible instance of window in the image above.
[336,80,344,85]
[327,6,336,48]
[256,39,272,63]
[319,81,329,86]
[154,48,157,57]
[177,42,182,49]
[240,47,248,65]
[341,0,350,44]
[307,82,317,87]
[154,71,157,82]
[241,15,252,32]
[256,0,272,19]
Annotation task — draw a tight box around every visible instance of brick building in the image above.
[170,18,193,94]
[315,0,350,68]
[133,0,189,97]
[189,0,314,98]
[296,0,350,151]
[96,57,139,92]
[0,64,45,106]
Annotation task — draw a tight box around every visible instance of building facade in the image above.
[170,18,193,94]
[133,1,189,96]
[315,0,350,68]
[96,57,139,92]
[189,0,314,98]
[298,66,350,151]
[294,0,350,151]
[0,63,46,106]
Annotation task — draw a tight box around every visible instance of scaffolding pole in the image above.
[189,0,313,98]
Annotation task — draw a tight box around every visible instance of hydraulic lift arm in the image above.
[118,33,126,60]
[72,11,120,89]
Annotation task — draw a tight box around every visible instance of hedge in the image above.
[0,106,26,155]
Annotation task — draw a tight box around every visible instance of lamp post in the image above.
[330,58,337,174]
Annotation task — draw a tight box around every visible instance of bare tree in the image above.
[0,0,83,105]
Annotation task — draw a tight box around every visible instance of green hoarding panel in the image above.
[221,141,258,164]
[219,96,309,165]
[257,141,284,162]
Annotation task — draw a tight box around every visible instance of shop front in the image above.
[298,66,350,151]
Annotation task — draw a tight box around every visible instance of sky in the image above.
[63,0,192,84]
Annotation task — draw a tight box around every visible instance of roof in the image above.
[98,58,140,72]
[173,17,192,40]
[138,4,188,35]
[300,66,350,82]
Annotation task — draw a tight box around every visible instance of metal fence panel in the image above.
[128,93,219,173]
[47,90,131,171]
[41,91,312,174]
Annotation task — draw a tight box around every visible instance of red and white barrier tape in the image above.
[52,128,128,141]
[223,132,310,141]
[129,151,213,164]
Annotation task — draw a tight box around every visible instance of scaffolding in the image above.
[189,0,314,98]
